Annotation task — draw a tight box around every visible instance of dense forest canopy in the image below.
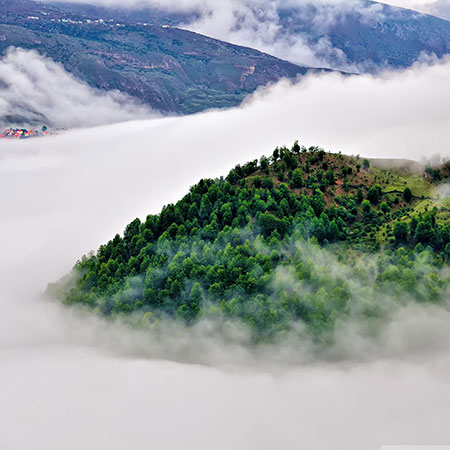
[51,144,450,341]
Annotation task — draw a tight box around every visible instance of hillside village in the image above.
[0,126,50,139]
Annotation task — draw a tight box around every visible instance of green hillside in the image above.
[51,144,450,341]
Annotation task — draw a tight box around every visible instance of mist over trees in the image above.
[51,144,450,342]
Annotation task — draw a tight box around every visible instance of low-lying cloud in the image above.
[0,47,154,128]
[177,0,387,70]
[1,54,450,449]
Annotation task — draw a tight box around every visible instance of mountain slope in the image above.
[0,0,313,115]
[277,1,450,70]
[52,0,450,72]
[51,145,450,340]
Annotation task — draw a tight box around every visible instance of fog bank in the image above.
[1,55,450,449]
[0,48,154,128]
[2,347,450,450]
[2,53,450,156]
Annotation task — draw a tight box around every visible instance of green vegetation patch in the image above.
[50,144,450,342]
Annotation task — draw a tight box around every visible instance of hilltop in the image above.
[51,145,450,340]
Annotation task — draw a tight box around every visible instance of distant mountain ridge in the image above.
[276,1,450,70]
[0,0,315,116]
[51,0,450,71]
[2,0,450,120]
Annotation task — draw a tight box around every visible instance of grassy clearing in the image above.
[371,166,430,195]
[384,173,431,198]
[373,170,441,244]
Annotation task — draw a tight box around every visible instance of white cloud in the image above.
[1,55,450,450]
[2,346,450,450]
[176,0,364,70]
[0,47,154,128]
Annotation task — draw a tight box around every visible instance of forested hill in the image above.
[52,145,450,340]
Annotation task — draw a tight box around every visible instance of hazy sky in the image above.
[381,0,450,19]
[1,48,450,448]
